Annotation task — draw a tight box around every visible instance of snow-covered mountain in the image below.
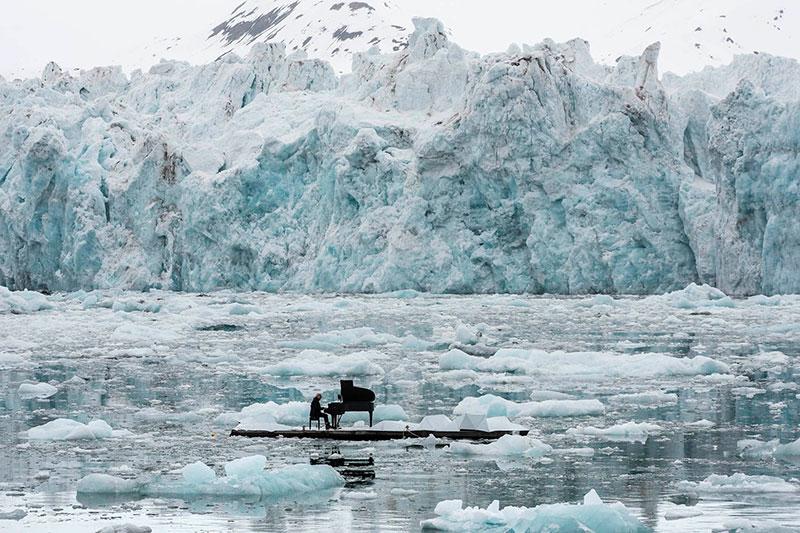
[589,0,798,74]
[2,18,799,295]
[2,0,798,79]
[133,0,411,73]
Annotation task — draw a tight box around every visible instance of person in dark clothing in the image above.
[310,393,330,429]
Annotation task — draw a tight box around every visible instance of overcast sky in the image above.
[0,0,638,77]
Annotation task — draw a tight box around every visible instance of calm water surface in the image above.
[1,292,800,531]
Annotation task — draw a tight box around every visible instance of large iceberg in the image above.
[1,18,799,295]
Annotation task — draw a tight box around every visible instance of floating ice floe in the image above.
[77,458,344,499]
[529,390,575,401]
[721,518,798,532]
[567,422,663,442]
[0,509,27,520]
[676,473,799,494]
[740,352,791,373]
[738,438,800,460]
[664,505,703,520]
[342,490,378,500]
[686,419,715,429]
[18,382,58,399]
[731,387,767,398]
[648,283,736,309]
[111,298,162,313]
[111,323,180,344]
[134,408,204,425]
[279,327,432,351]
[609,391,678,406]
[577,294,618,308]
[420,490,647,532]
[96,525,152,533]
[261,350,385,377]
[747,295,783,306]
[440,348,728,379]
[0,353,25,366]
[414,415,460,432]
[27,418,129,441]
[454,395,605,418]
[448,435,553,458]
[391,488,419,496]
[0,286,53,314]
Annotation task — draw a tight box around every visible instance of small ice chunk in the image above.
[776,438,800,458]
[96,525,152,533]
[27,418,115,440]
[262,350,385,377]
[610,390,677,406]
[455,323,480,345]
[449,435,552,458]
[583,489,603,505]
[529,390,575,401]
[342,490,378,500]
[18,382,58,399]
[414,414,458,432]
[391,488,419,496]
[664,505,703,520]
[454,395,605,418]
[224,455,267,479]
[0,509,27,520]
[677,473,799,494]
[0,286,53,314]
[567,422,662,442]
[434,499,463,515]
[181,462,216,484]
[77,474,142,494]
[686,419,715,429]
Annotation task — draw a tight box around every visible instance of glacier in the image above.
[1,18,798,295]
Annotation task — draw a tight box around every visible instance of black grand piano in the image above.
[325,380,376,429]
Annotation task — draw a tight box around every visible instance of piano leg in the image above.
[369,410,373,428]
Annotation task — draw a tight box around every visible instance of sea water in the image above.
[1,290,799,531]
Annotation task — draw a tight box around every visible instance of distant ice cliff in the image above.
[1,18,798,295]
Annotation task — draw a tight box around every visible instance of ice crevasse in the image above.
[1,18,799,295]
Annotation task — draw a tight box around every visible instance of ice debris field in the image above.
[1,286,800,531]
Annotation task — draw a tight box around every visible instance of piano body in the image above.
[325,380,376,429]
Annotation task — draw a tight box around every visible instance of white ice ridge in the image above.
[77,458,344,499]
[1,15,799,296]
[421,490,647,532]
[440,349,729,379]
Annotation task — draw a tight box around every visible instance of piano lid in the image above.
[340,380,376,402]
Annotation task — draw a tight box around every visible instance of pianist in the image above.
[310,393,331,430]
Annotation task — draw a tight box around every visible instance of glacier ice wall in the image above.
[1,19,798,295]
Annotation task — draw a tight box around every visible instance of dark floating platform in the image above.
[230,429,529,441]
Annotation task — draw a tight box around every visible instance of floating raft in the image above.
[230,428,529,441]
